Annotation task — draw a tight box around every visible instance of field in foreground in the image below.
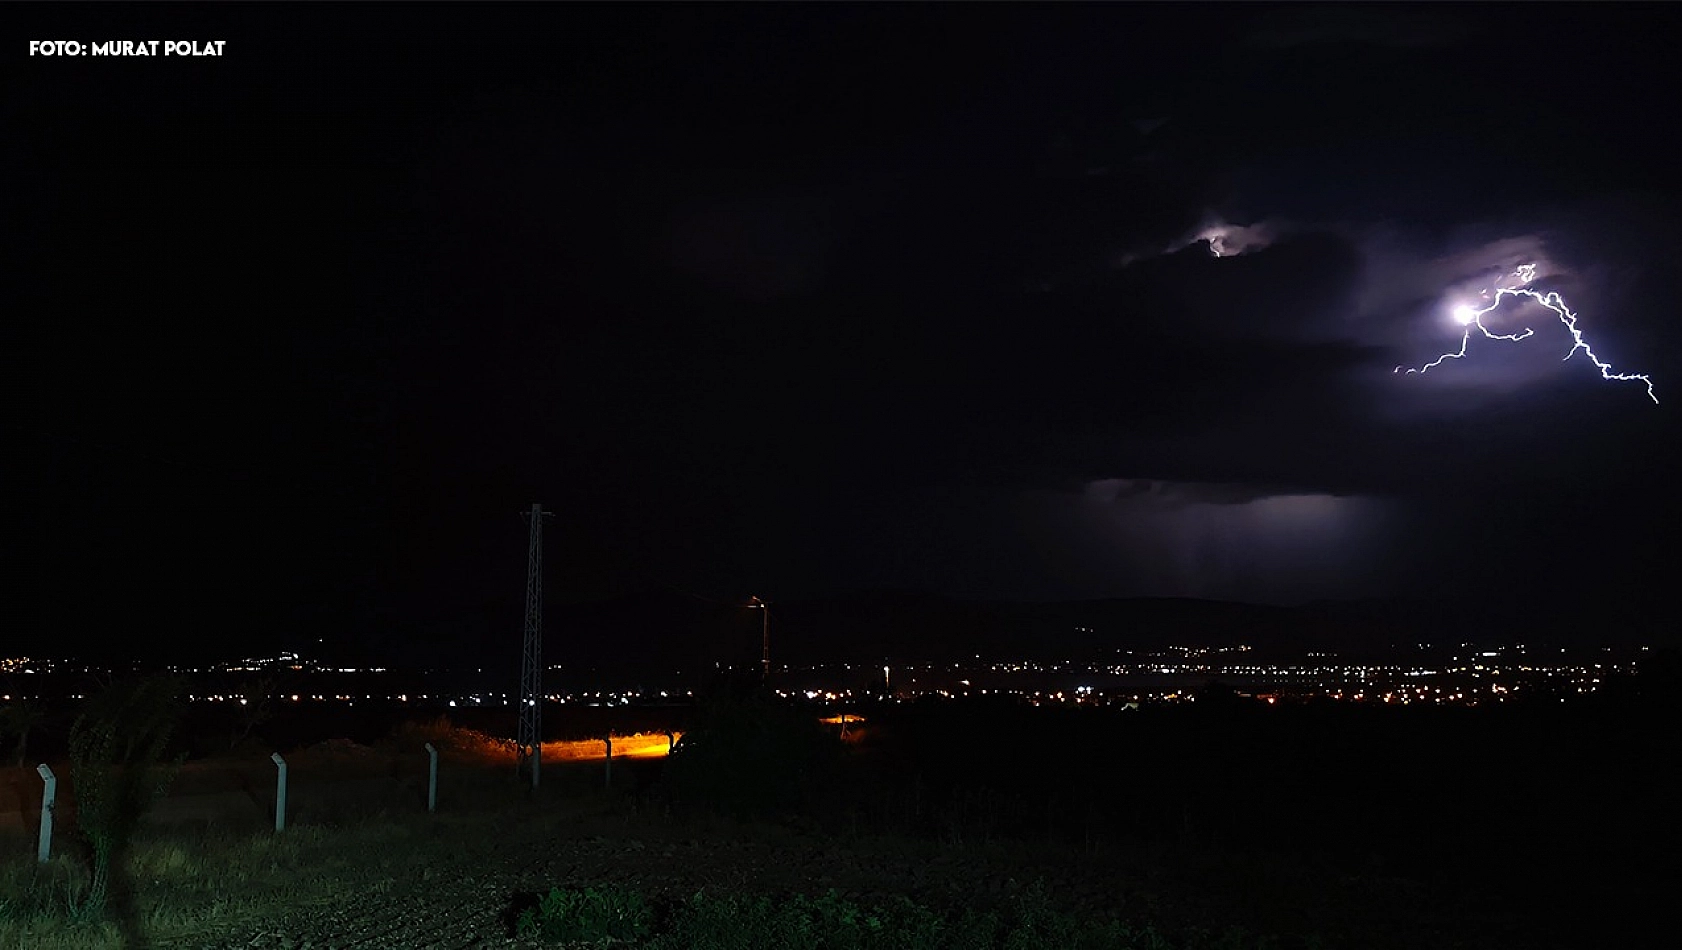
[4,689,1679,949]
[0,753,1558,950]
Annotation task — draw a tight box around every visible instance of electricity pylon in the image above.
[517,504,552,788]
[748,595,769,680]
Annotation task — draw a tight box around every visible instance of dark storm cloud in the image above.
[667,196,833,300]
[22,1,1682,662]
[1242,7,1474,50]
[1087,479,1344,510]
[1060,197,1671,500]
[1010,479,1400,605]
[940,49,1678,606]
[372,4,1680,619]
[1111,228,1367,341]
[845,95,1228,295]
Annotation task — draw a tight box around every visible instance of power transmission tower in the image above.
[517,504,552,789]
[748,595,770,680]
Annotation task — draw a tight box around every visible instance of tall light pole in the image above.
[748,596,769,680]
[517,504,552,789]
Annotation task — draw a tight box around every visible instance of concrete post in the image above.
[36,764,56,864]
[604,735,613,789]
[424,742,438,813]
[271,752,288,832]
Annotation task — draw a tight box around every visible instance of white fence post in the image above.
[271,752,287,832]
[36,764,56,864]
[424,742,438,813]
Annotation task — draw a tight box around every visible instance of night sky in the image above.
[16,3,1682,664]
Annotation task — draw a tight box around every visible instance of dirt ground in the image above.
[190,806,1168,950]
[186,801,1544,950]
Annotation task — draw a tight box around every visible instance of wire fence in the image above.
[2,730,681,861]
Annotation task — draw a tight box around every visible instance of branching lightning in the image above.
[1395,266,1658,404]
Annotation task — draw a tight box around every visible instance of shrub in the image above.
[67,674,186,920]
[387,715,456,754]
[657,693,845,819]
[515,881,1300,949]
[654,891,817,949]
[0,697,46,767]
[602,884,1163,949]
[673,890,946,950]
[515,885,654,944]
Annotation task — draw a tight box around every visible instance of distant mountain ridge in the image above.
[59,588,1647,669]
[539,588,1435,670]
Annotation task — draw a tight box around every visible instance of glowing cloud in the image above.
[1197,221,1277,258]
[1040,478,1397,603]
[1118,217,1283,267]
[1395,265,1658,404]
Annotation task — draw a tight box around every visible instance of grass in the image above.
[0,711,656,949]
[4,817,399,948]
[0,758,610,950]
[0,773,1323,950]
[3,703,1641,950]
[511,882,1286,950]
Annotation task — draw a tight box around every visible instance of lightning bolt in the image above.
[1395,268,1659,405]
